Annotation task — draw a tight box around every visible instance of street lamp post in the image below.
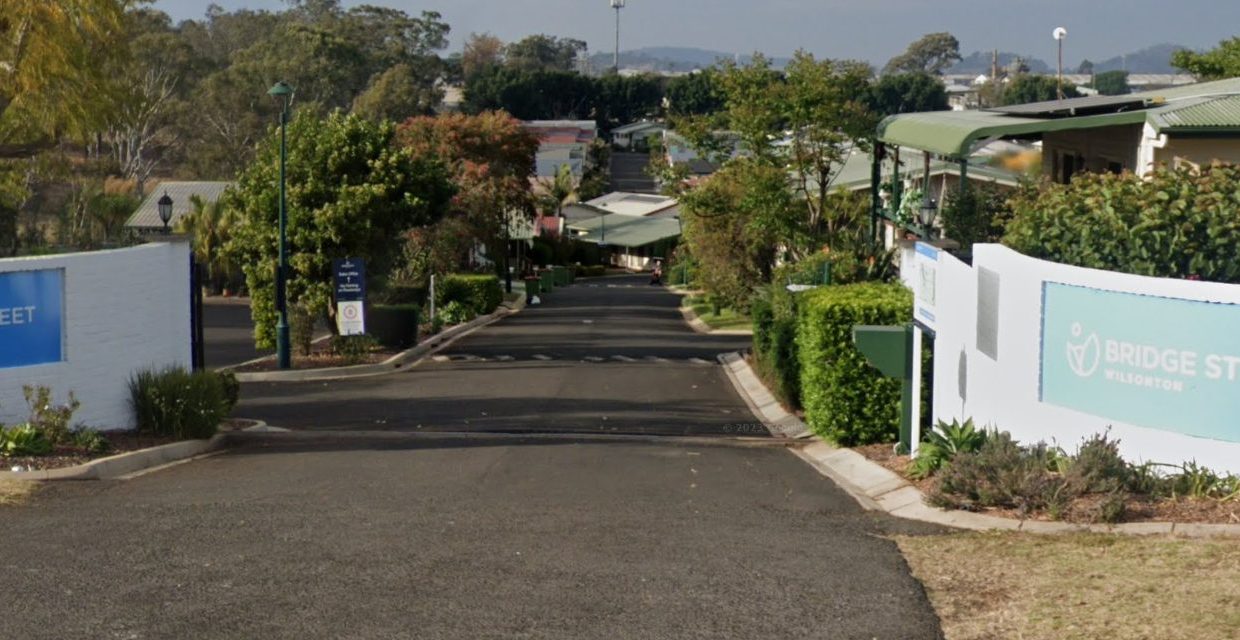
[1053,27,1068,101]
[268,81,294,370]
[610,0,625,72]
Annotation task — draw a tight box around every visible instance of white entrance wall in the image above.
[913,243,1240,474]
[0,242,191,430]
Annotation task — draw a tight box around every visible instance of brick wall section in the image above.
[0,242,191,430]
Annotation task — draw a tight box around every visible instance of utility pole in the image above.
[611,0,625,72]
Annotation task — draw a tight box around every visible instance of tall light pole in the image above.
[268,81,294,370]
[610,0,625,72]
[1053,27,1067,101]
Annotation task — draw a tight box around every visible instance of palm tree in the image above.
[177,194,234,293]
[539,163,578,218]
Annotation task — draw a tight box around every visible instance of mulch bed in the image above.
[3,431,181,473]
[231,338,402,372]
[853,444,1240,525]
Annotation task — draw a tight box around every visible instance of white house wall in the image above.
[0,242,192,430]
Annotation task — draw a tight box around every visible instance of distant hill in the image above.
[950,51,1051,75]
[589,47,790,73]
[1088,44,1187,74]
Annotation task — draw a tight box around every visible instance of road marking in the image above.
[644,356,670,363]
[584,356,606,363]
[431,355,450,363]
[688,358,712,365]
[494,355,515,361]
[582,319,594,324]
[611,355,637,362]
[532,354,553,361]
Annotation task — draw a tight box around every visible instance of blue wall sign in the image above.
[0,269,64,369]
[333,258,366,302]
[1041,282,1240,443]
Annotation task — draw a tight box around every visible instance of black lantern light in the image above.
[917,197,938,239]
[157,191,174,233]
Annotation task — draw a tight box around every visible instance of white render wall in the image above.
[0,242,191,430]
[919,244,1240,475]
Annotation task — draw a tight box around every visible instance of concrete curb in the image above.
[678,304,753,336]
[234,297,526,383]
[718,351,1240,538]
[0,434,229,481]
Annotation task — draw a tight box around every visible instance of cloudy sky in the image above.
[153,0,1240,66]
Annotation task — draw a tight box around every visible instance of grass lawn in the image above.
[896,531,1240,640]
[0,480,36,506]
[683,295,752,331]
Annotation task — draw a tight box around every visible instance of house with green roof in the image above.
[872,77,1240,239]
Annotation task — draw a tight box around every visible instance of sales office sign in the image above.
[1041,282,1240,443]
[0,269,64,369]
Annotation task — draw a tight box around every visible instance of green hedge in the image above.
[576,265,606,278]
[751,285,803,408]
[797,283,912,446]
[436,274,503,316]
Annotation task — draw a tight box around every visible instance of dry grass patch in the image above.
[897,532,1240,640]
[0,480,36,506]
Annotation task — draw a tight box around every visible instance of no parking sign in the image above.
[334,258,366,336]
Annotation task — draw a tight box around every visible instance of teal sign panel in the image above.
[1041,282,1240,443]
[0,269,64,369]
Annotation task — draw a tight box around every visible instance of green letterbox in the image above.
[853,324,915,454]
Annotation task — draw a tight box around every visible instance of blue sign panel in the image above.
[0,269,64,368]
[1041,282,1240,443]
[333,258,366,302]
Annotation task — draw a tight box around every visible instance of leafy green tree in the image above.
[868,72,949,118]
[178,194,237,292]
[0,0,126,145]
[504,35,586,72]
[463,67,598,120]
[1172,38,1240,80]
[884,32,962,75]
[353,63,440,122]
[1000,74,1080,105]
[665,70,724,116]
[593,73,665,129]
[222,111,454,348]
[1077,59,1095,76]
[1093,70,1131,96]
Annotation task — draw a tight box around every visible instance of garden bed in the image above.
[231,339,401,372]
[3,431,181,472]
[854,441,1240,525]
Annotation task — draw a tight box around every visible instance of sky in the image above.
[152,0,1240,67]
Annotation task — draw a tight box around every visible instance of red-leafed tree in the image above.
[394,111,541,282]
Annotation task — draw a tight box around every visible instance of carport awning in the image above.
[877,109,1148,159]
[569,213,681,249]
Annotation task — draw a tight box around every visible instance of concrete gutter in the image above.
[719,350,1240,538]
[234,296,527,383]
[0,434,229,481]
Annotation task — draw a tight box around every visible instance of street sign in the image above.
[334,258,366,302]
[333,258,366,336]
[0,269,64,369]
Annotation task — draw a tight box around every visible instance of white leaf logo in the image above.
[1066,322,1100,378]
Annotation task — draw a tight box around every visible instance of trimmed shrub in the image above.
[797,282,912,445]
[436,274,502,316]
[368,303,420,349]
[331,334,381,364]
[439,300,474,325]
[751,285,803,408]
[129,367,232,440]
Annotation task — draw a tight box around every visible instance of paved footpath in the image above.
[0,276,946,639]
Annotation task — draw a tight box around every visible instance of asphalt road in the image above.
[0,433,943,639]
[0,275,946,638]
[204,298,268,369]
[236,276,756,436]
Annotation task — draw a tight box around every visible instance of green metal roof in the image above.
[878,77,1240,158]
[877,109,1147,159]
[568,213,681,248]
[1148,95,1240,133]
[830,149,1021,190]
